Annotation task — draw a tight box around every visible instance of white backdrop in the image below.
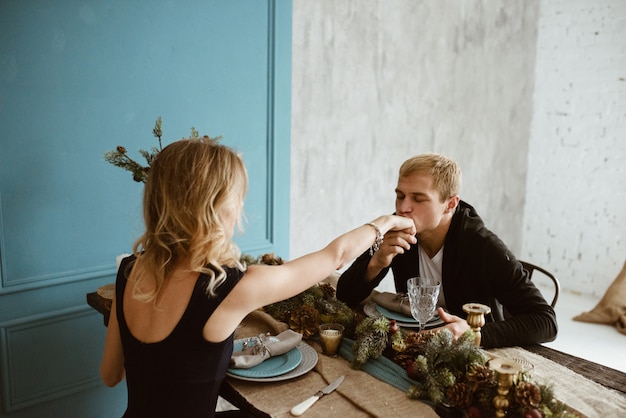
[290,0,626,298]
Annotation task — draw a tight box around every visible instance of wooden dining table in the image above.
[86,290,626,418]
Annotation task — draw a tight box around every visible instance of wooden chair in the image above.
[520,260,560,308]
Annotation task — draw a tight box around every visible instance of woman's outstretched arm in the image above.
[205,215,415,341]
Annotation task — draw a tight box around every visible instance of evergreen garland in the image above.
[350,319,579,417]
[351,316,391,369]
[405,330,488,404]
[256,253,355,337]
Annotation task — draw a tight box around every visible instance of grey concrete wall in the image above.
[290,0,626,297]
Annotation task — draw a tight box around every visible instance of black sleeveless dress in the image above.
[116,255,243,418]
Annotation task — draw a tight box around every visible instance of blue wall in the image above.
[0,1,292,416]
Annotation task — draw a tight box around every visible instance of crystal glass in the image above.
[407,276,441,331]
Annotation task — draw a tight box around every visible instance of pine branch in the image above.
[104,116,223,183]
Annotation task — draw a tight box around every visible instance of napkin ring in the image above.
[243,333,271,357]
[395,293,408,311]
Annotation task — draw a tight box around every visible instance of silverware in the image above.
[289,375,345,416]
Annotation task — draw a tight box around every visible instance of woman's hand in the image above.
[385,214,416,235]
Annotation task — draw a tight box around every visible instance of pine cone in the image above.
[392,331,432,368]
[394,352,415,369]
[514,381,542,408]
[466,364,494,385]
[258,253,284,265]
[319,283,336,299]
[446,382,474,409]
[288,305,320,338]
[404,330,434,351]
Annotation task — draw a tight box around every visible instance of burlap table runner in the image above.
[230,312,626,417]
[228,310,438,418]
[489,347,626,418]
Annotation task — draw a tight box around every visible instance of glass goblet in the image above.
[407,276,441,332]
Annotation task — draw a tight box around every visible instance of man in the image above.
[336,153,557,348]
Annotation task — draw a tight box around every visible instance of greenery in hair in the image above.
[104,117,221,183]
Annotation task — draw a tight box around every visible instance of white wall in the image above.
[290,0,626,298]
[523,0,626,297]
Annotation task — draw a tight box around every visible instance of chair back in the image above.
[520,260,560,308]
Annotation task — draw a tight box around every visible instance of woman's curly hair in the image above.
[129,136,247,301]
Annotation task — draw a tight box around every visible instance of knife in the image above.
[290,375,345,416]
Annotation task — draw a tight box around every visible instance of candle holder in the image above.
[488,357,522,418]
[462,303,491,346]
[319,323,345,356]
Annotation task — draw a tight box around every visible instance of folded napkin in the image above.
[230,329,302,369]
[371,292,412,317]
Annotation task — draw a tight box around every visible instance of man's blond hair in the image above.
[399,153,462,201]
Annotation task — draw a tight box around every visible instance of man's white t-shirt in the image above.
[418,244,446,308]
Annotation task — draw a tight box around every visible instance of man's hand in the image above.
[433,307,470,339]
[366,230,416,278]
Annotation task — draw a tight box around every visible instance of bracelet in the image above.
[366,222,384,256]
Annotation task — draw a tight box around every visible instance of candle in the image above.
[319,323,345,356]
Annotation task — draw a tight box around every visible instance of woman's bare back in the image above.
[123,266,200,344]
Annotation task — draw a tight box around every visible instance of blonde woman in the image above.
[100,137,415,418]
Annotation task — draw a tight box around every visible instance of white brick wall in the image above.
[524,0,626,296]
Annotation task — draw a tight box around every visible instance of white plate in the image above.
[226,341,318,382]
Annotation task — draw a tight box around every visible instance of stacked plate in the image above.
[364,302,444,329]
[226,338,318,382]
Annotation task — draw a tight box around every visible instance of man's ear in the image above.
[446,195,460,213]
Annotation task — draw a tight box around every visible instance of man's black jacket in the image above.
[336,201,558,348]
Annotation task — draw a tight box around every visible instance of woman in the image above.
[100,137,415,417]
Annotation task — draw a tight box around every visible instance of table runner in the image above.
[228,310,438,417]
[87,288,625,417]
[338,338,421,393]
[489,347,626,418]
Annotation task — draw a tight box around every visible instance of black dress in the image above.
[116,255,243,418]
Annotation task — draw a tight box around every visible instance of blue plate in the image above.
[375,305,417,322]
[375,304,444,328]
[228,339,303,379]
[227,342,317,382]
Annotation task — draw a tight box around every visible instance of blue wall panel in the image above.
[0,307,102,412]
[0,0,291,415]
